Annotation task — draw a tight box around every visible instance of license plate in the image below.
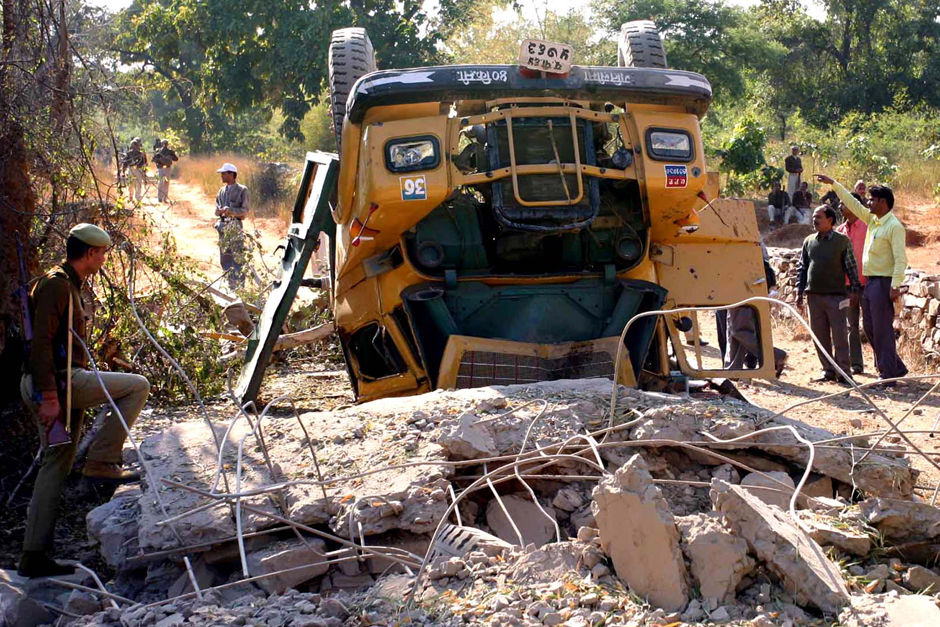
[519,39,573,75]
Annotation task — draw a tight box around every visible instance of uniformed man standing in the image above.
[152,139,179,203]
[122,138,148,203]
[214,163,250,289]
[18,224,150,578]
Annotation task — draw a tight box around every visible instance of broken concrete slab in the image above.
[676,513,753,604]
[136,406,453,552]
[804,517,871,557]
[246,538,329,594]
[840,593,940,627]
[485,494,557,546]
[592,454,689,611]
[740,471,794,510]
[137,420,280,552]
[710,480,850,613]
[859,498,940,543]
[86,484,141,569]
[619,401,915,499]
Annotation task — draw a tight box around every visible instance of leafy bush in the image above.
[718,118,767,176]
[843,135,899,184]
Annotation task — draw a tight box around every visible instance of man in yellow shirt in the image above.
[816,174,907,384]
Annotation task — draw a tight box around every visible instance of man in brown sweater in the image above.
[18,224,150,577]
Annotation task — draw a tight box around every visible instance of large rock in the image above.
[676,512,754,604]
[859,498,940,543]
[903,565,940,593]
[0,582,54,627]
[592,454,690,611]
[246,538,329,594]
[485,494,557,547]
[741,471,795,510]
[840,593,940,627]
[711,480,850,613]
[86,484,141,569]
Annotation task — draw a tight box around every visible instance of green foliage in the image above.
[718,119,767,176]
[445,1,615,65]
[592,0,779,98]
[111,0,463,151]
[842,135,899,184]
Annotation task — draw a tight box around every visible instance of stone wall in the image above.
[767,247,940,366]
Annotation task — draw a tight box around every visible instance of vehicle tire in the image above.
[328,27,377,151]
[617,20,667,69]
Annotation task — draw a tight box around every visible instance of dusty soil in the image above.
[136,178,287,279]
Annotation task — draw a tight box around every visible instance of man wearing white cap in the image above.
[214,162,250,289]
[18,223,150,577]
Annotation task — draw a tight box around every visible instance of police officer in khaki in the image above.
[18,223,150,578]
[122,137,148,203]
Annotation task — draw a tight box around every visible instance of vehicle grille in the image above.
[455,349,614,388]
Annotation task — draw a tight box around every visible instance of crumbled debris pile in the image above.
[18,379,940,625]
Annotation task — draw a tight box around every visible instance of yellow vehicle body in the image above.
[328,65,773,403]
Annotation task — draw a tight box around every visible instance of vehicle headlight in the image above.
[385,136,440,172]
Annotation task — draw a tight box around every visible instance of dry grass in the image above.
[895,158,940,202]
[175,153,293,220]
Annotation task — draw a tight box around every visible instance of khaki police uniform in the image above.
[123,146,148,202]
[20,224,149,554]
[153,146,179,202]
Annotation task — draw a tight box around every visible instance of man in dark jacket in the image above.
[766,181,789,227]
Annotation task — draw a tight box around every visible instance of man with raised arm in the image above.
[815,174,907,385]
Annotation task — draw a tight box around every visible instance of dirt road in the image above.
[135,179,287,280]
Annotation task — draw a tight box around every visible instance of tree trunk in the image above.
[0,0,38,399]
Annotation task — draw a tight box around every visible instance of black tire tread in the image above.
[617,20,668,69]
[328,27,377,151]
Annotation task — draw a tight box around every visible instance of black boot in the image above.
[17,551,74,578]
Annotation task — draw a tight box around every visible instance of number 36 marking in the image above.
[400,175,427,200]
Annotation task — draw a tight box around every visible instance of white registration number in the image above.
[519,39,573,74]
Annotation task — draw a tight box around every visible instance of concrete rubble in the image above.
[711,480,851,613]
[592,454,690,611]
[11,378,938,625]
[676,512,754,604]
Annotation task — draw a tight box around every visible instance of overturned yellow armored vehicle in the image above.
[237,23,775,404]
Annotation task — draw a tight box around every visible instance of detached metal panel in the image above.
[235,152,339,403]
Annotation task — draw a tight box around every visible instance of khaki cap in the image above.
[69,223,112,247]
